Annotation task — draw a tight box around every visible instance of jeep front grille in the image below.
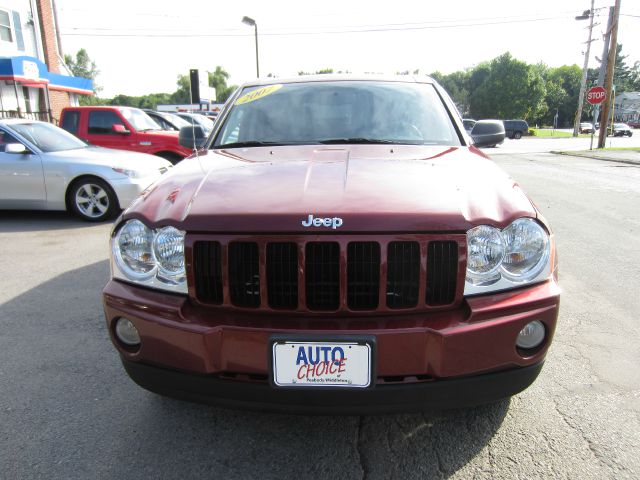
[190,235,464,313]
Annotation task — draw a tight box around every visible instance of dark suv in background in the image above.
[503,119,529,139]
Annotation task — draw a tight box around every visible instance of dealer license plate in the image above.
[272,341,372,388]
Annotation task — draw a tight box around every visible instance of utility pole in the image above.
[573,0,595,137]
[590,6,614,150]
[598,0,622,149]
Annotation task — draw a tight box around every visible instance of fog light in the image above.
[115,317,141,346]
[516,320,545,349]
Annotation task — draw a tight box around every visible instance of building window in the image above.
[22,87,32,113]
[0,9,13,42]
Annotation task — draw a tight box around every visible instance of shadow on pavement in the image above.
[0,210,116,233]
[0,259,508,480]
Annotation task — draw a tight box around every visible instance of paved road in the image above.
[487,132,640,154]
[1,150,639,479]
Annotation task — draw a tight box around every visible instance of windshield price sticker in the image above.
[235,84,283,105]
[272,341,372,388]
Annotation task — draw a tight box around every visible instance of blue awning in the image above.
[0,55,93,95]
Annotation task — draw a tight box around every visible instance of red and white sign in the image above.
[587,86,607,105]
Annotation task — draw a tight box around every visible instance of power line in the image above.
[61,15,576,38]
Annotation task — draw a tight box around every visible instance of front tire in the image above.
[513,131,522,139]
[68,178,118,222]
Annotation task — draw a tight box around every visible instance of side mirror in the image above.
[5,143,28,154]
[470,120,506,148]
[112,124,130,135]
[179,125,206,149]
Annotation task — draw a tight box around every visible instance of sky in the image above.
[55,0,640,99]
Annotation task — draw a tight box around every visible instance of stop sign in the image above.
[587,86,607,105]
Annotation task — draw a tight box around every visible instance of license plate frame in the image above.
[269,335,376,389]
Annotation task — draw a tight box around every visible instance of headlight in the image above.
[113,167,145,178]
[466,225,505,285]
[465,218,552,295]
[114,220,155,280]
[111,220,186,294]
[501,218,549,281]
[153,226,185,283]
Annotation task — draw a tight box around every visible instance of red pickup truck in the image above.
[60,106,193,164]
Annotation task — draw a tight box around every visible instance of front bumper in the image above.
[103,279,560,412]
[109,175,160,210]
[122,357,544,414]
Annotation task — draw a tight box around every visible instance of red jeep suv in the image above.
[60,106,192,164]
[103,76,560,414]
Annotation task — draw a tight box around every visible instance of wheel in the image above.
[156,151,183,165]
[68,178,118,222]
[513,131,522,139]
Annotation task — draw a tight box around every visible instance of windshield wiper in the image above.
[216,141,296,148]
[317,138,397,145]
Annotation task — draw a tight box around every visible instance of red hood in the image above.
[125,145,537,233]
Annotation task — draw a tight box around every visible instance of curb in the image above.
[551,151,640,167]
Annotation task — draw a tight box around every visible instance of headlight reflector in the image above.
[466,225,505,284]
[501,218,549,281]
[114,219,155,279]
[153,226,185,282]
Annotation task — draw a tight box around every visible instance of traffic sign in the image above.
[587,86,607,105]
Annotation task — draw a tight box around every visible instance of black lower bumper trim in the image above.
[121,359,544,415]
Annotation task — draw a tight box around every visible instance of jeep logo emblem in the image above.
[301,214,343,229]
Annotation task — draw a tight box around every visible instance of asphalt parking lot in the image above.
[1,149,639,479]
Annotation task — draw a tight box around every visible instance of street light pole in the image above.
[242,16,259,78]
[573,0,595,137]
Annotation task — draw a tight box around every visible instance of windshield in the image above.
[214,81,460,148]
[181,113,214,133]
[162,113,191,129]
[10,122,88,152]
[120,107,161,131]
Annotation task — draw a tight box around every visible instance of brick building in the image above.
[0,0,92,123]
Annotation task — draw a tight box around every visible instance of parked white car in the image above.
[0,119,172,221]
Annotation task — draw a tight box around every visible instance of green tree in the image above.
[610,44,640,93]
[63,48,103,105]
[171,74,191,104]
[469,53,546,121]
[208,66,237,103]
[539,64,581,127]
[431,70,471,116]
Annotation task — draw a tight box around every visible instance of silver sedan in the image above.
[0,119,172,221]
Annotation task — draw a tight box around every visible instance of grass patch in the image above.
[598,147,640,151]
[529,128,591,138]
